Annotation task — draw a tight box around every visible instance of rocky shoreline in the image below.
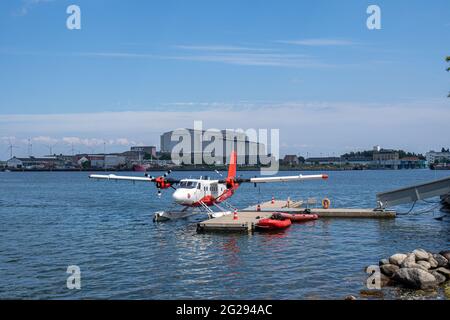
[372,249,450,291]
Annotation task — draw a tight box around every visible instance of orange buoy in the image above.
[322,198,331,209]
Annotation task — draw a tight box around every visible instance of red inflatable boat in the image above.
[256,213,292,230]
[278,212,319,222]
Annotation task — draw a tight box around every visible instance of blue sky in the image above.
[0,0,449,159]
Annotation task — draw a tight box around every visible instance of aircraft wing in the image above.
[236,174,328,184]
[89,174,155,182]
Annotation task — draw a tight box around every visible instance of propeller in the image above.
[146,170,177,196]
[163,170,172,177]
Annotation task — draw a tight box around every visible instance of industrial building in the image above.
[160,129,267,165]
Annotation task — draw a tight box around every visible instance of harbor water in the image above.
[0,170,449,299]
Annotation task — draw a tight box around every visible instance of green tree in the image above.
[143,152,153,160]
[158,153,172,160]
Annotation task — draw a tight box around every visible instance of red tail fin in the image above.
[227,150,237,178]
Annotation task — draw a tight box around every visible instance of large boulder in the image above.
[379,258,390,266]
[432,254,449,268]
[400,253,417,268]
[429,271,447,284]
[436,267,450,279]
[389,253,407,266]
[417,260,431,270]
[380,264,400,277]
[401,262,428,271]
[392,268,438,290]
[380,273,393,287]
[413,249,430,261]
[439,251,450,263]
[428,256,439,268]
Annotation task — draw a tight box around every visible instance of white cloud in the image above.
[14,0,54,16]
[31,136,58,144]
[174,45,274,52]
[76,51,332,68]
[169,53,324,68]
[277,38,355,46]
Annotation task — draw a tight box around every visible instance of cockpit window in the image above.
[179,181,197,189]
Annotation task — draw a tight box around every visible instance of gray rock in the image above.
[380,264,400,277]
[401,261,429,271]
[429,257,438,268]
[380,273,393,287]
[392,268,438,290]
[432,254,449,268]
[413,249,430,261]
[436,267,450,279]
[439,250,450,263]
[379,258,390,266]
[429,271,447,284]
[400,253,417,268]
[389,253,407,266]
[417,260,431,270]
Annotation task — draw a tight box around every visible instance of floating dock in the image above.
[197,200,396,233]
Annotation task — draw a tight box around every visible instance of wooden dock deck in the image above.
[197,200,396,233]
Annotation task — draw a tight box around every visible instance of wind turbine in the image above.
[7,139,19,159]
[44,143,58,156]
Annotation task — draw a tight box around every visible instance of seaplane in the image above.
[89,151,328,221]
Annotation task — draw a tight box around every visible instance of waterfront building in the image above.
[6,156,64,169]
[282,155,300,165]
[426,150,450,164]
[305,157,342,165]
[84,154,127,169]
[130,146,157,158]
[398,157,427,169]
[341,156,372,166]
[372,148,400,169]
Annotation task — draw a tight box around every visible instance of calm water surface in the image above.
[0,170,449,299]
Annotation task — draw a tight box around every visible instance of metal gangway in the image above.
[376,176,450,210]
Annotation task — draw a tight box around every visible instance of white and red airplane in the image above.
[89,151,328,221]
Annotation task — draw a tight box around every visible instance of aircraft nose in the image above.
[172,190,184,203]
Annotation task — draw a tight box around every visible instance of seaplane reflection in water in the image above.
[89,151,328,221]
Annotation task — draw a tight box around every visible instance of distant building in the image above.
[305,157,342,165]
[373,149,399,161]
[160,129,267,165]
[6,156,63,169]
[130,146,156,158]
[426,151,450,164]
[282,155,300,165]
[372,148,400,169]
[85,154,126,169]
[341,156,372,165]
[398,157,426,169]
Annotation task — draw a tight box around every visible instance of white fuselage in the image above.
[172,178,228,206]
